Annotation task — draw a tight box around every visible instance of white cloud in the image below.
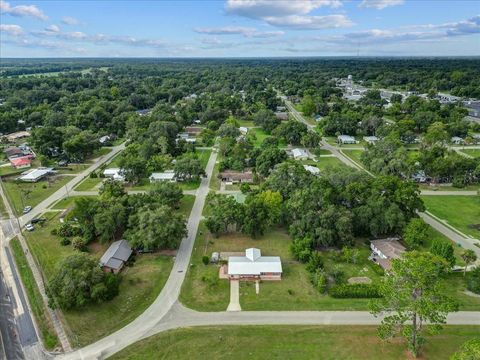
[0,0,47,20]
[264,14,353,29]
[61,16,80,25]
[194,26,284,38]
[226,0,342,18]
[225,0,351,30]
[359,0,404,10]
[0,24,24,36]
[45,24,60,33]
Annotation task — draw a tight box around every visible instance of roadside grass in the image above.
[316,156,348,171]
[86,147,112,162]
[342,149,365,165]
[2,175,71,215]
[74,177,103,191]
[10,237,59,350]
[49,196,97,210]
[317,149,332,155]
[110,325,480,360]
[236,119,255,128]
[209,155,222,191]
[419,183,480,192]
[459,149,480,158]
[55,164,89,175]
[0,166,25,177]
[197,148,212,170]
[421,195,480,239]
[64,254,174,347]
[181,224,380,311]
[0,194,7,218]
[177,194,195,217]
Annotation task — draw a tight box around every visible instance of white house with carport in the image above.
[19,168,54,182]
[337,135,357,144]
[103,168,126,182]
[149,170,176,183]
[227,248,282,281]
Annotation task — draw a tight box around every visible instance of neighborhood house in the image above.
[275,112,289,121]
[370,238,406,271]
[103,168,126,182]
[303,164,320,175]
[219,170,254,184]
[337,135,357,144]
[10,157,32,169]
[149,170,176,183]
[451,136,464,145]
[291,148,309,160]
[363,136,379,145]
[99,239,132,273]
[19,168,54,182]
[5,131,31,143]
[227,248,282,280]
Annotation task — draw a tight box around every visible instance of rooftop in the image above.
[99,240,132,270]
[228,248,282,276]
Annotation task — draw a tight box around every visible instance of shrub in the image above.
[89,172,98,178]
[59,238,71,246]
[240,183,251,194]
[50,228,58,236]
[290,237,313,263]
[306,251,324,273]
[450,339,480,360]
[72,237,87,252]
[287,289,294,295]
[328,266,345,284]
[466,267,480,294]
[310,268,327,294]
[57,222,80,238]
[202,255,210,265]
[42,184,47,189]
[329,284,382,298]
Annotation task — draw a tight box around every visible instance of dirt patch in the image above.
[348,276,372,284]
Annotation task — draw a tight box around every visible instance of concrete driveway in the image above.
[226,280,241,312]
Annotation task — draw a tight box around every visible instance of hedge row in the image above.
[329,283,382,298]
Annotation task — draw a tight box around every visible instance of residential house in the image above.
[135,109,152,116]
[5,131,31,142]
[275,112,289,121]
[314,115,322,122]
[276,106,286,112]
[370,238,406,271]
[185,126,203,136]
[10,157,32,169]
[337,135,357,145]
[363,136,379,145]
[149,170,176,183]
[291,148,309,160]
[219,170,254,184]
[451,136,464,145]
[99,239,132,273]
[472,134,480,144]
[303,164,320,175]
[227,248,282,280]
[103,168,125,182]
[19,168,54,182]
[239,127,249,135]
[4,146,24,158]
[99,135,111,145]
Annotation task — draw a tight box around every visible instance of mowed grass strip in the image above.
[421,195,480,239]
[10,237,59,350]
[3,175,71,215]
[110,325,480,360]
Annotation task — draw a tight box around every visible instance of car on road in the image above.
[30,218,46,224]
[25,223,34,231]
[23,206,32,214]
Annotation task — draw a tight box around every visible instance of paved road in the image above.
[58,149,219,360]
[0,270,24,360]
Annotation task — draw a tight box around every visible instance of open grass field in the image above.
[55,163,90,175]
[181,224,382,311]
[2,175,71,215]
[342,149,365,165]
[10,237,60,350]
[0,165,26,177]
[419,183,480,192]
[459,149,480,158]
[110,325,480,360]
[421,195,480,239]
[316,156,348,171]
[74,176,103,191]
[249,128,271,147]
[49,195,97,210]
[64,254,173,347]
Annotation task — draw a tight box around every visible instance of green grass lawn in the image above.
[49,196,98,210]
[0,165,26,177]
[236,119,255,128]
[63,254,173,347]
[55,163,90,175]
[10,237,60,350]
[86,147,112,162]
[74,176,103,191]
[2,175,71,215]
[421,195,480,239]
[419,183,480,192]
[181,224,382,311]
[249,128,271,147]
[317,149,332,155]
[342,149,365,165]
[110,325,480,360]
[316,156,348,171]
[0,195,7,218]
[197,149,212,170]
[459,149,480,158]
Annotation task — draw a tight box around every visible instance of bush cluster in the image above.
[329,283,382,299]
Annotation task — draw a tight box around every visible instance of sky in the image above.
[0,0,479,57]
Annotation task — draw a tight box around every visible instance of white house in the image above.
[451,136,464,145]
[239,127,249,135]
[303,165,320,175]
[99,135,111,144]
[19,168,54,182]
[103,168,125,182]
[363,136,379,145]
[337,135,357,144]
[228,248,282,280]
[149,170,176,183]
[291,148,309,160]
